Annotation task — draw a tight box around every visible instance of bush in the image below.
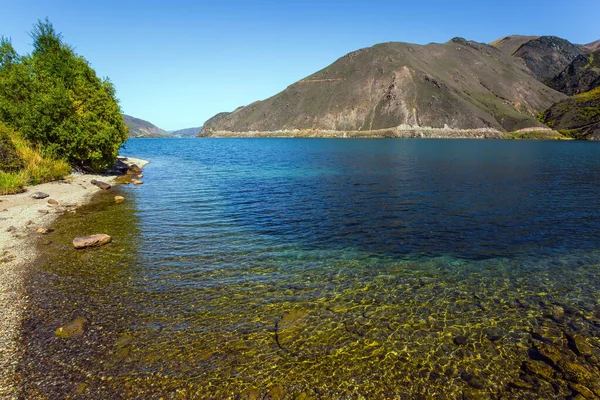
[0,20,128,172]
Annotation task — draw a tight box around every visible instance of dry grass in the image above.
[0,123,71,195]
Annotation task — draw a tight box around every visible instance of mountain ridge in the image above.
[202,37,565,135]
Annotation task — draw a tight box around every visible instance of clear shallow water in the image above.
[21,139,600,399]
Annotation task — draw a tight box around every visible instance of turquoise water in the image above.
[21,139,600,399]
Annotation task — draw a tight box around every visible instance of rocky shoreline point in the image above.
[0,156,148,400]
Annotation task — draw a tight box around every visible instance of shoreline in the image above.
[0,156,148,400]
[200,126,572,140]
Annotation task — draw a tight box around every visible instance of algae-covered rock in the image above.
[73,234,112,249]
[523,360,555,380]
[54,317,88,339]
[558,361,593,383]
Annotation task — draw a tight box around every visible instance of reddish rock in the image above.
[90,179,111,190]
[48,199,58,205]
[72,234,112,249]
[131,179,143,185]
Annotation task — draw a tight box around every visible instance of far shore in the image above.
[0,156,148,400]
[200,126,573,140]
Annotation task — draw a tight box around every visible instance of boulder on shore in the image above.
[90,179,111,190]
[73,234,112,249]
[31,192,49,199]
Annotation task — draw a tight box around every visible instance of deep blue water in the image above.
[122,138,600,263]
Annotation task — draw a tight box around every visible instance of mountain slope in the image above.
[122,114,172,138]
[540,87,600,140]
[202,38,565,135]
[170,127,202,137]
[549,51,600,95]
[489,35,539,55]
[510,36,583,82]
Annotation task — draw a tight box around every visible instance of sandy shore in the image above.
[0,157,148,399]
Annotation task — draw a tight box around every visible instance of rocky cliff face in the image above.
[511,36,583,83]
[549,52,600,95]
[202,39,565,135]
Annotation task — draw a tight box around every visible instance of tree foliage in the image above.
[0,19,127,171]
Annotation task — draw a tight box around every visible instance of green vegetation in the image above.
[502,130,569,140]
[0,122,71,194]
[0,19,127,172]
[540,86,600,139]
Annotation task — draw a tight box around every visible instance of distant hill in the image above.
[202,37,564,135]
[582,40,600,53]
[169,127,202,138]
[540,87,600,140]
[122,114,172,138]
[549,51,600,95]
[489,35,540,55]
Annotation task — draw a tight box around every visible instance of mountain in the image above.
[169,127,203,138]
[549,51,600,95]
[540,87,600,140]
[122,114,172,138]
[509,36,583,82]
[201,38,565,135]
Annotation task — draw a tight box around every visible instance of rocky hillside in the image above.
[122,114,172,138]
[510,36,583,83]
[549,51,600,95]
[540,87,600,140]
[170,127,202,137]
[202,38,565,135]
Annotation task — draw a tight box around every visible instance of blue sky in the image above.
[1,0,599,130]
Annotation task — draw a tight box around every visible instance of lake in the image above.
[21,139,600,399]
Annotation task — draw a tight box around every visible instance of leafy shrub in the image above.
[0,20,128,172]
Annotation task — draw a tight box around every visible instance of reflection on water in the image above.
[21,139,600,399]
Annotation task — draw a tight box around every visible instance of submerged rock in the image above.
[114,196,125,203]
[90,179,111,190]
[6,226,16,233]
[454,335,468,345]
[131,179,143,185]
[72,234,112,249]
[54,317,88,339]
[31,192,49,199]
[523,360,555,380]
[36,227,52,234]
[47,199,58,205]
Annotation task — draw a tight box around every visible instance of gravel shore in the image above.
[0,157,148,399]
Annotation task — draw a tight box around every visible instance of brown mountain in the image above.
[202,38,565,135]
[549,51,600,95]
[122,114,172,138]
[540,87,600,140]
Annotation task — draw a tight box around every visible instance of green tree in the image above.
[0,19,128,171]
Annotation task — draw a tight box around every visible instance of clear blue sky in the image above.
[1,0,599,130]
